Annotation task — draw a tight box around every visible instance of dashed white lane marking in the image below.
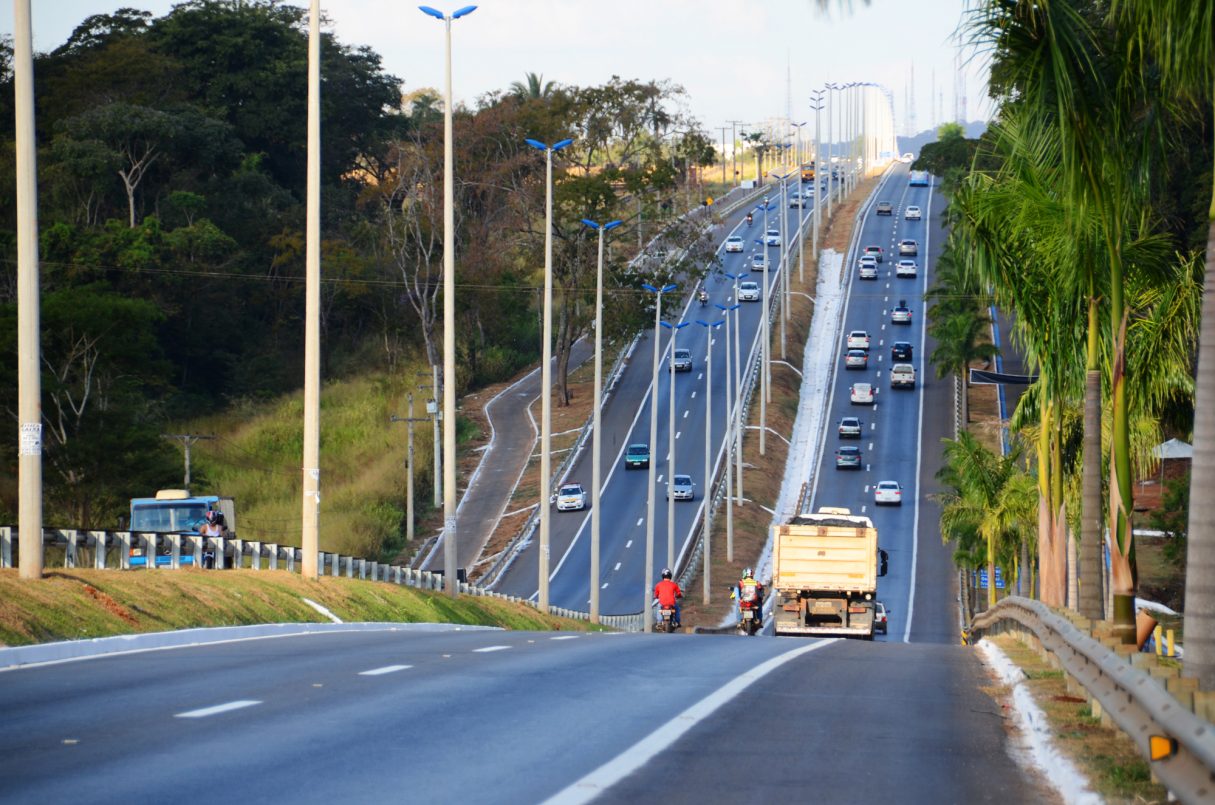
[550,635,579,641]
[683,410,689,419]
[614,562,622,571]
[691,391,697,399]
[676,431,682,439]
[626,540,633,548]
[176,700,261,719]
[473,645,511,653]
[697,373,704,381]
[359,664,412,676]
[657,475,664,483]
[635,518,643,527]
[601,582,610,589]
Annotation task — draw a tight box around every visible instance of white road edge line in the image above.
[541,639,837,805]
[473,645,511,653]
[176,700,262,719]
[550,635,579,641]
[359,664,412,676]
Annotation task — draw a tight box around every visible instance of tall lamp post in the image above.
[715,301,741,562]
[641,282,677,631]
[772,170,796,361]
[809,90,825,268]
[825,82,840,219]
[791,122,807,173]
[694,317,723,603]
[525,136,574,613]
[660,319,690,568]
[420,3,477,597]
[721,271,745,508]
[14,0,42,580]
[580,217,621,624]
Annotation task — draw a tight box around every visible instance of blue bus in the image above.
[909,170,930,187]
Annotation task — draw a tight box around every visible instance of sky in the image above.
[7,0,992,140]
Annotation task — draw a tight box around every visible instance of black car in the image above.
[891,341,913,361]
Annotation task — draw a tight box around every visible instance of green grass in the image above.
[184,364,442,559]
[0,568,603,646]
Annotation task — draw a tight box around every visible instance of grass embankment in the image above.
[0,568,598,647]
[681,175,881,627]
[984,635,1167,803]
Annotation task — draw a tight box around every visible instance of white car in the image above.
[556,483,586,511]
[738,281,760,302]
[666,474,695,501]
[788,192,804,208]
[874,480,902,506]
[898,239,918,256]
[891,301,912,324]
[850,382,875,404]
[765,229,781,247]
[905,205,922,220]
[858,256,878,280]
[896,259,917,278]
[725,235,744,253]
[751,252,767,271]
[847,330,871,350]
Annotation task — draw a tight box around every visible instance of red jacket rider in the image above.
[654,568,683,625]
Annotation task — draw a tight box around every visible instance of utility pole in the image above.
[391,396,430,543]
[301,0,322,580]
[717,126,729,185]
[727,120,744,185]
[162,434,215,488]
[15,0,42,580]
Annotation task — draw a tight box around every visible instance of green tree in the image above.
[509,72,555,100]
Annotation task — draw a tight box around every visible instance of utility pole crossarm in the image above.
[161,433,216,488]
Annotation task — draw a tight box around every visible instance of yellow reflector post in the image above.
[1149,735,1177,761]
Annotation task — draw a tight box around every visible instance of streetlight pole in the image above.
[420,3,477,597]
[661,319,690,569]
[825,82,838,219]
[300,0,322,580]
[525,137,574,613]
[391,397,430,543]
[695,317,723,604]
[715,301,740,562]
[580,217,621,624]
[14,0,42,580]
[791,122,806,174]
[773,170,795,362]
[809,90,824,272]
[641,282,677,631]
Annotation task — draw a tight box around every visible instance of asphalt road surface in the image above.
[0,627,1043,804]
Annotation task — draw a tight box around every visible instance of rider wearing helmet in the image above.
[654,568,684,628]
[733,566,764,617]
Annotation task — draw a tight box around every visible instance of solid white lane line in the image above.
[550,635,579,641]
[541,640,837,805]
[359,664,412,676]
[176,700,261,719]
[473,645,511,653]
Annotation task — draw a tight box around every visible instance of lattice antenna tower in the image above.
[907,63,917,136]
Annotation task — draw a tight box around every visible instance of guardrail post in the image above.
[1,526,11,568]
[64,529,78,568]
[345,556,354,578]
[115,531,130,569]
[357,559,366,579]
[138,533,156,570]
[168,533,181,569]
[268,544,279,571]
[329,552,339,577]
[89,530,107,569]
[233,539,246,569]
[248,541,261,570]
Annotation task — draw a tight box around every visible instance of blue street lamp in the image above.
[527,134,574,612]
[641,282,676,630]
[580,217,621,623]
[660,318,691,568]
[418,2,477,596]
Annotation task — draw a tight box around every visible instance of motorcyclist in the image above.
[745,211,753,225]
[654,568,684,628]
[698,288,708,306]
[200,509,224,569]
[732,567,764,622]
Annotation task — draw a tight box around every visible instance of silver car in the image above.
[667,474,695,501]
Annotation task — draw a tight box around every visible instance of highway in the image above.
[806,167,961,645]
[0,627,1040,803]
[496,175,820,615]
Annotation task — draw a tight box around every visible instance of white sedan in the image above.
[905,205,922,221]
[896,260,917,278]
[725,235,744,253]
[556,483,586,511]
[738,281,760,302]
[874,480,903,505]
[765,229,781,247]
[850,382,875,404]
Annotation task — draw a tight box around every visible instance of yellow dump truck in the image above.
[772,507,888,639]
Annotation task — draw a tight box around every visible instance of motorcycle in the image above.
[656,606,679,633]
[745,212,753,225]
[698,290,708,307]
[738,604,761,636]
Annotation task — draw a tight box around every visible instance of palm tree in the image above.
[508,72,555,100]
[1109,0,1215,685]
[927,306,1000,429]
[938,431,1038,607]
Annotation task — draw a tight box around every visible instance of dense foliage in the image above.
[0,1,719,528]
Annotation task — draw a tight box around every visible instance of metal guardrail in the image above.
[0,525,650,630]
[972,597,1215,803]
